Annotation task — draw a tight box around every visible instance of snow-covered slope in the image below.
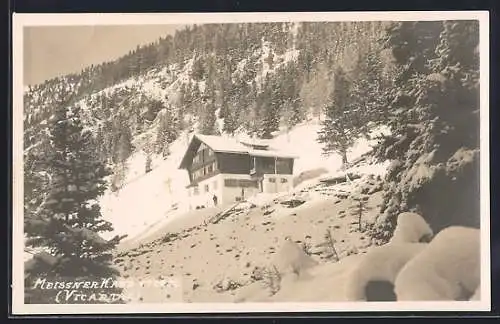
[100,122,390,242]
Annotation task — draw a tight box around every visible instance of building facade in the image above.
[179,134,296,209]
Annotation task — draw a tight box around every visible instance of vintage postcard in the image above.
[12,11,490,314]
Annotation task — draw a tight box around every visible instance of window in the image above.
[225,179,238,187]
[240,179,258,188]
[205,184,209,193]
[269,177,276,183]
[262,158,275,172]
[193,154,201,164]
[224,179,258,188]
[193,168,204,180]
[280,178,288,183]
[207,164,214,173]
[276,159,290,174]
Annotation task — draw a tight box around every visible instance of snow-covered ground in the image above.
[114,175,481,304]
[99,133,191,241]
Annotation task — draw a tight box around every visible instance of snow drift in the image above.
[394,226,480,301]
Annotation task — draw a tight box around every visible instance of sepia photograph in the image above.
[12,11,490,314]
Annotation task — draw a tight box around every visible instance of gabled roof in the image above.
[179,134,298,169]
[195,134,249,154]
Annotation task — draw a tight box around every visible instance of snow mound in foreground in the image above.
[389,212,434,244]
[344,243,428,301]
[394,226,480,301]
[470,286,481,301]
[272,238,318,278]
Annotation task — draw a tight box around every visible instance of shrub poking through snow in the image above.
[214,277,243,293]
[301,241,313,256]
[352,196,368,232]
[319,229,340,262]
[250,266,266,282]
[261,265,282,296]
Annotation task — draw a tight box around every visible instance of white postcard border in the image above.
[11,11,491,314]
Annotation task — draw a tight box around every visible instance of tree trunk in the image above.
[341,149,348,170]
[358,200,363,231]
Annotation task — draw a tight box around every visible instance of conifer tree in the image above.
[191,57,206,81]
[155,108,178,157]
[258,79,281,139]
[282,98,304,134]
[144,99,163,122]
[317,66,357,168]
[349,47,389,134]
[111,115,135,163]
[222,104,238,136]
[199,100,219,135]
[24,151,50,231]
[371,21,480,242]
[25,101,123,303]
[299,63,332,122]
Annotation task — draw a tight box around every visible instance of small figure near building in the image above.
[213,194,218,207]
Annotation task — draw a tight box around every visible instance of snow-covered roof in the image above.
[179,134,297,169]
[247,149,298,159]
[239,138,271,148]
[195,134,249,154]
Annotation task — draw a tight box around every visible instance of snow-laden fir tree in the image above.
[371,20,480,243]
[25,99,124,303]
[280,63,304,130]
[349,46,389,135]
[110,115,134,191]
[317,66,358,168]
[299,63,333,122]
[258,76,282,139]
[199,99,219,135]
[24,151,50,226]
[112,115,134,164]
[155,107,178,157]
[144,98,164,122]
[222,103,238,136]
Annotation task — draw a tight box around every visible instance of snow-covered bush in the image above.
[389,212,433,244]
[394,226,480,301]
[344,243,428,301]
[372,21,480,243]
